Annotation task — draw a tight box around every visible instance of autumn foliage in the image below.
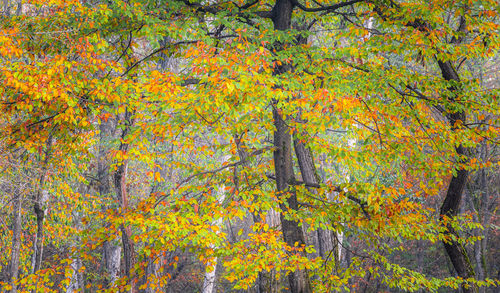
[0,0,498,292]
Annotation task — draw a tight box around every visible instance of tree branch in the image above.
[292,0,364,13]
[154,146,273,207]
[267,175,372,219]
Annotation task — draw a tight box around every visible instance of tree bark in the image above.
[476,166,490,292]
[114,109,136,292]
[98,119,122,288]
[294,137,336,261]
[475,144,490,292]
[8,188,22,293]
[115,154,132,275]
[272,107,312,293]
[103,241,122,286]
[65,255,82,293]
[270,1,312,292]
[30,135,53,278]
[438,60,476,293]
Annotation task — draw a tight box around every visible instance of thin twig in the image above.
[154,146,272,207]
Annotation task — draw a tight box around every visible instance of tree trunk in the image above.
[234,134,267,292]
[273,107,312,293]
[144,258,159,293]
[114,109,135,290]
[294,136,336,262]
[31,199,44,274]
[30,136,53,278]
[98,119,122,288]
[202,261,217,293]
[438,60,476,293]
[8,189,22,293]
[103,241,122,286]
[270,1,312,292]
[65,255,82,293]
[476,144,490,292]
[202,153,229,293]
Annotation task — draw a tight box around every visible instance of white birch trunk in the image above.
[202,185,226,293]
[65,255,82,293]
[104,242,121,286]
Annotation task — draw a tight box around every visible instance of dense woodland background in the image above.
[0,0,498,292]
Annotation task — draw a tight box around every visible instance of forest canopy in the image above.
[0,0,499,292]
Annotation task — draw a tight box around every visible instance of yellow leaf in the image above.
[227,82,235,94]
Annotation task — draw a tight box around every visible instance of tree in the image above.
[0,0,498,292]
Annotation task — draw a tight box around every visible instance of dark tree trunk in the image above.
[273,108,312,293]
[294,137,335,260]
[272,0,293,31]
[270,1,312,292]
[438,60,476,293]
